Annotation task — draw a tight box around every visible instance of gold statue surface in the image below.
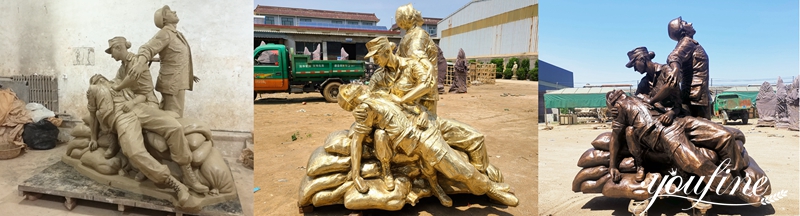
[297,5,519,211]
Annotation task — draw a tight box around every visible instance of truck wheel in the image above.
[742,115,748,124]
[721,111,728,125]
[322,82,341,103]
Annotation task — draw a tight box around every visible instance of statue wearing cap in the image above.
[105,36,159,108]
[104,35,210,196]
[666,17,711,119]
[394,4,438,114]
[136,5,198,118]
[625,46,682,125]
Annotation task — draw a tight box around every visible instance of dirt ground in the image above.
[538,120,800,216]
[0,142,253,216]
[253,79,538,215]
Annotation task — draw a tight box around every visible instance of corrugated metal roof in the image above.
[724,86,760,92]
[254,5,380,22]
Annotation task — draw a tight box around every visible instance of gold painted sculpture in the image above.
[297,26,518,211]
[61,7,236,212]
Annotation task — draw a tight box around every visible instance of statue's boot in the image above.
[487,186,519,207]
[383,165,395,191]
[354,176,369,193]
[182,165,210,193]
[635,167,646,182]
[167,175,190,206]
[135,172,148,182]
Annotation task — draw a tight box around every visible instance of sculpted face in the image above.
[165,8,179,24]
[110,44,127,61]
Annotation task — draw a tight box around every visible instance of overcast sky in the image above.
[253,0,469,27]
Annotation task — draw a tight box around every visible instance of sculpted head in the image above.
[90,74,110,86]
[606,89,628,109]
[105,36,132,61]
[337,84,368,112]
[395,4,423,30]
[625,46,655,74]
[154,5,179,29]
[365,36,396,68]
[668,17,695,41]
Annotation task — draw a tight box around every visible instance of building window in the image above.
[299,18,312,22]
[362,21,374,26]
[347,20,359,25]
[265,17,274,25]
[429,29,436,35]
[281,17,294,26]
[332,20,343,24]
[254,17,264,24]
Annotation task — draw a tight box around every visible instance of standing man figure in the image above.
[136,5,199,118]
[667,17,711,119]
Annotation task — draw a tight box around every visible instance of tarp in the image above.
[723,86,759,105]
[544,87,626,108]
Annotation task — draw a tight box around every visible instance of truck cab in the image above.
[254,43,366,102]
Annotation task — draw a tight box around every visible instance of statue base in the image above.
[17,161,243,215]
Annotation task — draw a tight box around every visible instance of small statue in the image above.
[449,49,468,93]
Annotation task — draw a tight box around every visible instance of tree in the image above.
[529,59,539,81]
[517,58,530,80]
[490,58,504,78]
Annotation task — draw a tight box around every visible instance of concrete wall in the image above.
[0,0,254,132]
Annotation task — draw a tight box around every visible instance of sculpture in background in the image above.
[776,77,790,128]
[789,77,799,131]
[435,44,447,94]
[756,81,777,127]
[449,49,468,93]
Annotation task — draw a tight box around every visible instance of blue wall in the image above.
[538,60,575,122]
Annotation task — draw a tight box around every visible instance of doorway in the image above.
[341,43,356,60]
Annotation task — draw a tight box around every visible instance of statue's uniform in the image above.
[669,37,710,119]
[138,25,194,117]
[115,52,191,166]
[87,85,171,184]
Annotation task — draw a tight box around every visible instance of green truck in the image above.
[254,43,366,102]
[714,92,752,125]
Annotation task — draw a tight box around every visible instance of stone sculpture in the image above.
[789,77,799,131]
[776,77,790,128]
[296,30,518,211]
[61,6,237,212]
[449,49,468,93]
[756,82,777,127]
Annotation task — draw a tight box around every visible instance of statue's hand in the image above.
[122,101,135,113]
[352,106,368,122]
[609,107,618,118]
[88,140,98,151]
[658,111,675,126]
[609,168,622,183]
[193,76,200,83]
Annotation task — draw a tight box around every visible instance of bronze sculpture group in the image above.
[63,5,237,211]
[571,17,772,215]
[297,4,517,211]
[756,76,799,129]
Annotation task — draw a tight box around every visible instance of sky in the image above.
[253,0,469,27]
[540,1,799,87]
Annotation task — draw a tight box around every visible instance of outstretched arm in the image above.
[135,30,171,65]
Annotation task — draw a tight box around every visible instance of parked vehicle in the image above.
[714,93,752,125]
[254,43,366,102]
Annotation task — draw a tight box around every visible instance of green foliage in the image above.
[530,59,539,81]
[468,59,477,64]
[490,58,504,78]
[516,58,529,80]
[503,68,514,79]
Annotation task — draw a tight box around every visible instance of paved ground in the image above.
[0,142,253,216]
[253,80,538,215]
[538,120,799,216]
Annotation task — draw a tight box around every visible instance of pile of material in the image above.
[0,88,33,159]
